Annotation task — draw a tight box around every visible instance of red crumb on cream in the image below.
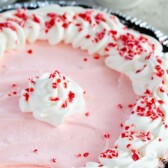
[83,58,88,62]
[27,49,33,54]
[33,149,38,153]
[85,112,90,117]
[51,158,57,163]
[104,134,110,139]
[83,152,89,157]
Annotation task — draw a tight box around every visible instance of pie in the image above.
[0,4,167,168]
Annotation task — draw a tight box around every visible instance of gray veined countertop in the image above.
[93,0,168,35]
[122,0,168,35]
[82,0,168,35]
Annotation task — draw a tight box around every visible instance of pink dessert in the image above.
[0,41,136,167]
[1,4,168,168]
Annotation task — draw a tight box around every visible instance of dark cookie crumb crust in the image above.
[159,159,168,168]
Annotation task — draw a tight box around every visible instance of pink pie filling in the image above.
[0,41,137,167]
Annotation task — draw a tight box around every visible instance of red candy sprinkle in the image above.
[30,79,36,85]
[136,65,147,74]
[78,27,83,32]
[0,22,17,31]
[32,14,40,23]
[78,12,92,24]
[104,47,109,52]
[27,49,33,54]
[155,65,165,77]
[128,104,134,108]
[100,149,118,159]
[132,153,139,161]
[68,91,75,103]
[95,13,106,23]
[157,58,162,64]
[109,30,117,35]
[14,10,27,21]
[159,87,165,93]
[52,83,57,89]
[85,112,90,117]
[136,131,151,142]
[114,145,118,149]
[121,131,135,140]
[108,43,117,47]
[85,35,91,39]
[61,101,68,108]
[76,153,82,158]
[144,89,151,95]
[12,84,17,87]
[47,13,57,18]
[57,79,61,83]
[104,134,110,139]
[158,100,164,104]
[134,97,164,120]
[29,88,34,92]
[96,30,106,41]
[118,104,123,109]
[25,88,34,93]
[13,91,17,95]
[120,123,124,128]
[126,144,131,148]
[23,93,29,101]
[33,149,38,153]
[62,23,69,29]
[64,82,67,88]
[51,158,57,163]
[125,126,130,130]
[83,152,89,157]
[50,97,59,102]
[45,18,55,30]
[93,54,100,60]
[118,32,148,60]
[83,58,88,62]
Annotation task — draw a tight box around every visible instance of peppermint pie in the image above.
[0,4,167,168]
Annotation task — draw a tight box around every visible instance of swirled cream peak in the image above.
[19,70,85,126]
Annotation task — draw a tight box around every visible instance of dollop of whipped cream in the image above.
[19,70,85,126]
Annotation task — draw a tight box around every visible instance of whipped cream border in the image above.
[0,4,168,168]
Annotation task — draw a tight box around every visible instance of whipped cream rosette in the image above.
[20,70,85,126]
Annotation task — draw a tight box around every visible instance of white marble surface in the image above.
[93,0,168,35]
[123,0,168,35]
